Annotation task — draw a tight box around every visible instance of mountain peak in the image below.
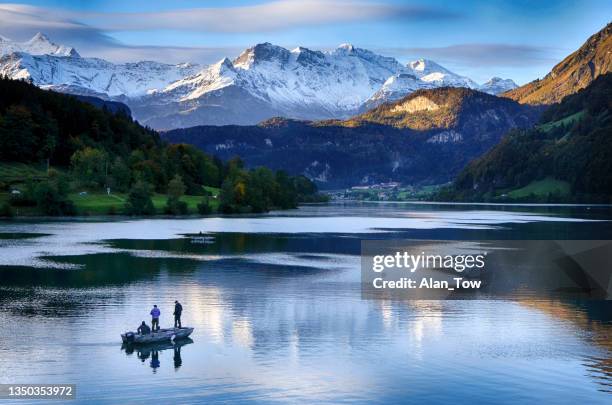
[337,43,355,52]
[0,32,80,57]
[408,59,449,74]
[216,57,235,73]
[292,46,325,66]
[28,32,51,44]
[233,42,290,68]
[479,77,518,95]
[219,57,233,66]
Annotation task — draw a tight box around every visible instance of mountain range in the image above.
[0,33,516,129]
[1,22,609,198]
[164,22,612,190]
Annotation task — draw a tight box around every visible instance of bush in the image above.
[125,181,155,215]
[33,181,76,216]
[0,202,14,217]
[164,197,188,215]
[197,195,212,215]
[9,192,36,207]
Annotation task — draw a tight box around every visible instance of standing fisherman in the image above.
[173,300,183,328]
[150,305,161,331]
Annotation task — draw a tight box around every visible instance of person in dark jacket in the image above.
[173,300,183,328]
[137,321,151,335]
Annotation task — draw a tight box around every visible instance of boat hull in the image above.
[121,327,194,344]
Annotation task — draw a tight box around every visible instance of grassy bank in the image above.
[69,190,220,215]
[1,187,221,217]
[506,178,570,199]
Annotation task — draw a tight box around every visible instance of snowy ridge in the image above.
[408,58,479,88]
[0,33,518,128]
[478,77,518,95]
[0,51,200,98]
[0,32,79,57]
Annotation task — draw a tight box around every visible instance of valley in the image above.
[163,87,540,189]
[1,22,611,203]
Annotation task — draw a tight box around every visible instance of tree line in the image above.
[0,77,325,216]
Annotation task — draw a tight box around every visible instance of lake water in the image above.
[0,202,611,404]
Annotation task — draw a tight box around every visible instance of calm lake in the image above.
[0,202,611,404]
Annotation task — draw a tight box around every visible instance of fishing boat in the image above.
[121,327,194,344]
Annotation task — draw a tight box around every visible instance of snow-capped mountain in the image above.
[0,32,79,57]
[0,51,200,98]
[0,33,517,129]
[135,42,413,127]
[171,42,406,112]
[408,58,479,88]
[478,77,518,95]
[364,73,434,109]
[362,59,486,109]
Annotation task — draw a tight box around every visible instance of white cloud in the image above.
[382,43,558,67]
[0,1,457,64]
[77,0,458,33]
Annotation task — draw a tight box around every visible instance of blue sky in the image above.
[0,0,610,83]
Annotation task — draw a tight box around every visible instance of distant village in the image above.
[327,182,442,201]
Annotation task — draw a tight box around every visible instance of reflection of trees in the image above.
[0,234,347,319]
[0,253,199,317]
[110,232,360,256]
[0,253,198,288]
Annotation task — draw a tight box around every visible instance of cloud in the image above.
[381,43,558,67]
[96,45,246,66]
[0,4,120,48]
[0,4,237,64]
[0,1,459,64]
[77,1,460,33]
[0,1,459,38]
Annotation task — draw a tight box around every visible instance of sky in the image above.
[0,0,610,84]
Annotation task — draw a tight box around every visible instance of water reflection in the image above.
[0,203,611,403]
[122,338,193,373]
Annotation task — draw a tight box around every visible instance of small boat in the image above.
[121,327,194,344]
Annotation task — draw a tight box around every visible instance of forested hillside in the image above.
[0,78,323,216]
[438,74,612,203]
[164,87,539,188]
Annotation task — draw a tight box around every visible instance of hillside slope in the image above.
[444,74,612,202]
[503,22,612,105]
